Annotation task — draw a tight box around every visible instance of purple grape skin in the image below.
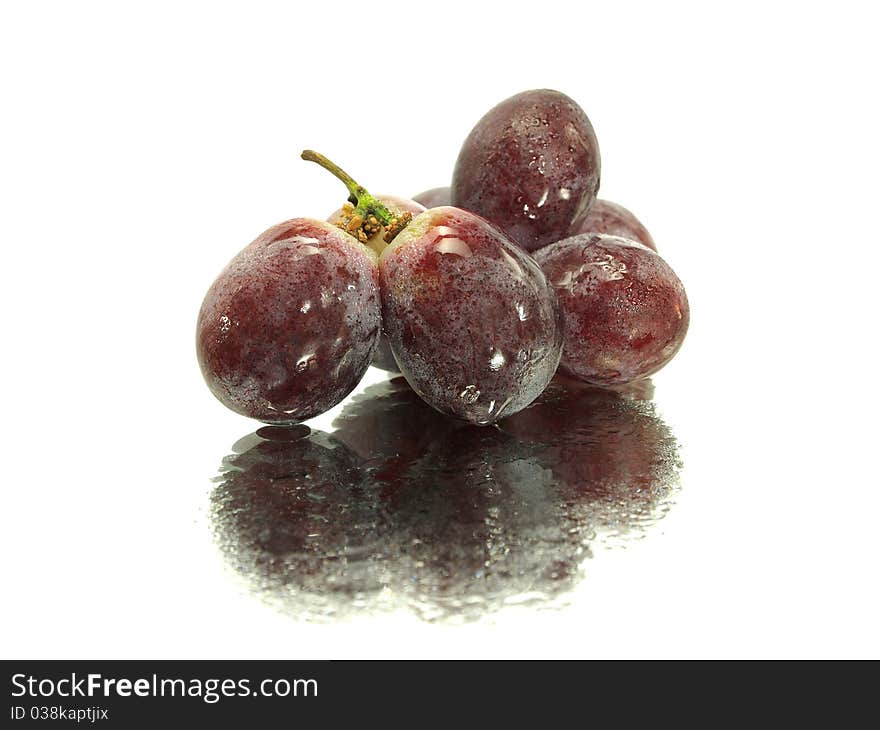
[451,89,601,252]
[568,199,656,251]
[412,187,451,208]
[534,234,689,386]
[379,206,562,425]
[196,218,381,423]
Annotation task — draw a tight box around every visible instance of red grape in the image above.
[451,89,601,252]
[196,218,380,422]
[568,199,656,251]
[380,207,562,424]
[534,234,689,385]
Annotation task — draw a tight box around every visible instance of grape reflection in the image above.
[210,377,680,621]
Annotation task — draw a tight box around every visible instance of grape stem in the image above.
[301,150,412,243]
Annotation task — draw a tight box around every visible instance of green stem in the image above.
[300,149,396,227]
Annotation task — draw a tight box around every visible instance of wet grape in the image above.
[379,207,562,424]
[534,233,688,385]
[196,218,380,422]
[451,89,600,252]
[569,199,656,251]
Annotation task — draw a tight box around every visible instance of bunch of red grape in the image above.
[196,89,689,426]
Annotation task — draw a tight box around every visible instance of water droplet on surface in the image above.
[255,424,310,441]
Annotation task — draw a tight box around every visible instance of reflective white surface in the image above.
[1,2,878,658]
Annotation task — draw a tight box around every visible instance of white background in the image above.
[1,1,878,658]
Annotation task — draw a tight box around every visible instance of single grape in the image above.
[412,186,451,208]
[568,199,656,251]
[196,218,380,423]
[451,89,600,252]
[380,206,562,424]
[534,233,688,385]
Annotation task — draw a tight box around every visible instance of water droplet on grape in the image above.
[268,239,323,260]
[435,237,473,257]
[459,385,481,404]
[551,270,574,289]
[488,350,506,371]
[499,247,524,277]
[320,290,336,308]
